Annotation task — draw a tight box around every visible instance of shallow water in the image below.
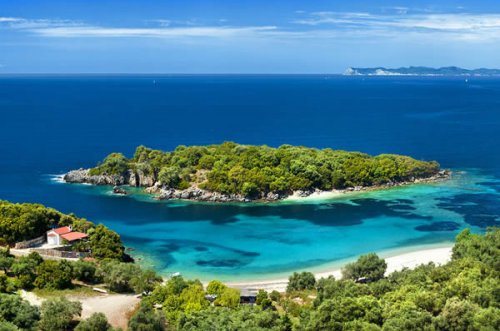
[0,75,499,280]
[47,170,498,281]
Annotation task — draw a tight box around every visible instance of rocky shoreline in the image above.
[63,169,451,203]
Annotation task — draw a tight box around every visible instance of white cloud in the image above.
[393,7,409,15]
[293,11,500,31]
[292,12,500,41]
[0,17,23,22]
[0,16,24,23]
[150,19,171,27]
[0,17,83,29]
[32,26,277,38]
[394,14,500,30]
[2,12,500,43]
[0,16,276,39]
[380,6,412,15]
[293,12,373,26]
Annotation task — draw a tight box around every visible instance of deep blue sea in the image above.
[0,75,499,281]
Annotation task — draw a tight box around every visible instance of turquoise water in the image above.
[1,76,499,281]
[50,169,497,281]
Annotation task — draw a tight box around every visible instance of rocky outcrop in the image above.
[63,169,287,202]
[414,169,450,183]
[63,168,155,187]
[63,169,127,186]
[156,187,292,202]
[113,186,128,195]
[343,169,452,192]
[158,187,249,202]
[63,168,451,203]
[128,169,156,187]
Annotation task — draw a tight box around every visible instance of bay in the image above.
[0,75,499,280]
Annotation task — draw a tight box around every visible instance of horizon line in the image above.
[1,66,500,76]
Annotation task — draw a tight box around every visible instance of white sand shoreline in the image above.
[227,245,453,292]
[282,189,348,202]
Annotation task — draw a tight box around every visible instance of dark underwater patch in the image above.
[130,238,260,262]
[389,204,417,211]
[396,232,457,247]
[240,251,260,257]
[149,252,177,269]
[437,193,500,228]
[110,192,431,228]
[477,181,500,193]
[162,243,181,252]
[463,214,499,228]
[196,259,245,268]
[395,199,414,204]
[243,232,310,245]
[415,221,460,232]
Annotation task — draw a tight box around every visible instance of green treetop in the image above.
[88,142,441,197]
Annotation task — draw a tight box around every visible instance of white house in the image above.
[46,226,88,246]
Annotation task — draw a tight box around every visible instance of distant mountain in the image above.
[343,66,500,76]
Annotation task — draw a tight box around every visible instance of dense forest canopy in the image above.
[89,142,440,196]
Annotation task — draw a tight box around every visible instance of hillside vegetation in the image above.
[0,200,125,260]
[127,228,498,331]
[2,227,497,330]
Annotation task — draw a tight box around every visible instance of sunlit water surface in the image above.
[0,75,499,280]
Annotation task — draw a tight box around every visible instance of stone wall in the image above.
[14,235,46,249]
[30,247,89,259]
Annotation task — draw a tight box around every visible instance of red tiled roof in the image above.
[51,226,72,235]
[61,232,88,242]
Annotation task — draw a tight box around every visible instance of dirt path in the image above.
[69,293,140,329]
[20,290,140,330]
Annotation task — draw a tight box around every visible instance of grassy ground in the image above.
[33,285,97,298]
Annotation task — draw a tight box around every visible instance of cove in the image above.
[50,170,499,281]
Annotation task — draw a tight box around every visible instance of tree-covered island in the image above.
[64,142,449,202]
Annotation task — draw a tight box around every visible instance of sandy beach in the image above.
[227,246,453,292]
[283,189,346,201]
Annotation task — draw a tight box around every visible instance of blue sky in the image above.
[1,0,500,73]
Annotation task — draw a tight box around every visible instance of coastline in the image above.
[226,244,454,292]
[61,169,451,203]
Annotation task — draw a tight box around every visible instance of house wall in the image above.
[47,234,59,246]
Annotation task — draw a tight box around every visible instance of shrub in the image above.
[0,294,40,330]
[215,287,240,308]
[269,290,281,302]
[97,261,140,293]
[39,297,81,331]
[75,312,113,331]
[287,272,316,292]
[206,280,227,296]
[73,260,99,283]
[88,224,125,260]
[128,302,165,331]
[342,253,387,281]
[34,260,73,290]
